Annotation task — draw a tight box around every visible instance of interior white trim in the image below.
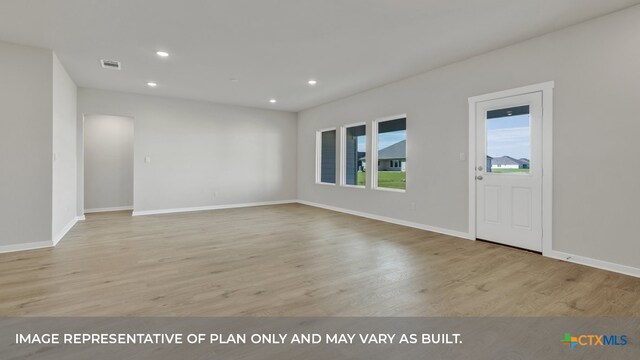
[468,81,554,252]
[298,200,638,278]
[84,206,134,213]
[341,184,366,190]
[547,250,640,278]
[6,201,638,278]
[132,200,298,216]
[2,216,84,253]
[0,241,52,254]
[315,127,337,185]
[540,85,554,255]
[339,121,367,188]
[52,216,79,246]
[374,113,408,123]
[468,82,555,103]
[298,200,472,240]
[371,113,407,192]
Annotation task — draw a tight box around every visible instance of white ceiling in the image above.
[0,0,638,112]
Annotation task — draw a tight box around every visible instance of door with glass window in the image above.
[475,92,542,251]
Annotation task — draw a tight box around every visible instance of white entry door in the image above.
[475,92,543,251]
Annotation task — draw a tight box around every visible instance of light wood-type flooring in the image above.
[1,204,638,316]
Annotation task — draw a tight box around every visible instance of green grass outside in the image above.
[489,168,530,173]
[357,171,406,190]
[353,169,527,189]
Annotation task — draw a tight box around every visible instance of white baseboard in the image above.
[132,200,297,217]
[6,200,637,278]
[297,200,473,240]
[546,250,640,278]
[52,216,83,246]
[1,216,84,254]
[85,206,133,213]
[77,215,86,221]
[0,240,52,254]
[297,200,639,278]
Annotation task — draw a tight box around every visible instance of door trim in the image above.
[468,81,554,255]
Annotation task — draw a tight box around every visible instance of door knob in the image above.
[476,175,483,180]
[477,165,483,171]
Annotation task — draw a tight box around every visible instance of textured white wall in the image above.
[298,7,640,269]
[84,115,134,211]
[78,88,297,213]
[0,41,53,248]
[52,53,78,241]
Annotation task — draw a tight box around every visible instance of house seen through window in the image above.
[486,105,530,174]
[375,117,406,190]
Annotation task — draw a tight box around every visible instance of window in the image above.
[342,124,366,187]
[486,105,530,174]
[374,117,406,190]
[317,129,337,184]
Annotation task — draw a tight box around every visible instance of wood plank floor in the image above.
[0,204,638,316]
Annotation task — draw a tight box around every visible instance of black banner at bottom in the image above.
[1,317,637,359]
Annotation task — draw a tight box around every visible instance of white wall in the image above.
[0,41,53,249]
[78,88,297,213]
[298,6,640,269]
[84,115,134,211]
[52,53,78,243]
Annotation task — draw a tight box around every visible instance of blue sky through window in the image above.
[355,131,405,154]
[486,114,530,159]
[356,135,366,153]
[376,130,405,151]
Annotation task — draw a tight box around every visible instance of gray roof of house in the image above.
[359,140,406,160]
[489,156,529,166]
[376,140,406,160]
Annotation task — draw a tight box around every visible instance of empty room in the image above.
[0,1,639,359]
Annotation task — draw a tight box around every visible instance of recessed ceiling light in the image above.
[156,51,169,57]
[229,78,239,82]
[147,82,157,87]
[308,79,317,85]
[269,99,277,103]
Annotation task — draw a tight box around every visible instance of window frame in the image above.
[372,114,407,193]
[340,122,367,189]
[315,127,338,186]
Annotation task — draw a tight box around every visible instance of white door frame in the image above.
[468,81,554,255]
